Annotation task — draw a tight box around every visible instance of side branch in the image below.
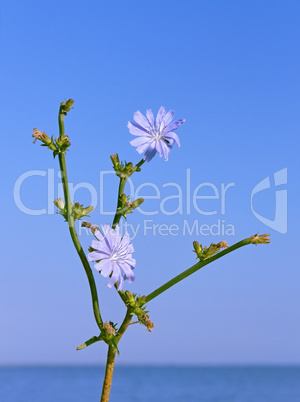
[57,103,103,330]
[146,235,270,302]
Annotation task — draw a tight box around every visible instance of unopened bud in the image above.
[54,198,65,210]
[72,203,94,220]
[131,198,144,208]
[110,153,120,167]
[81,206,94,217]
[193,241,202,257]
[60,99,74,115]
[250,233,271,244]
[53,198,67,220]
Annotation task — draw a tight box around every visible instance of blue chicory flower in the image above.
[88,224,135,291]
[128,106,185,162]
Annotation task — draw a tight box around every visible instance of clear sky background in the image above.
[1,0,299,365]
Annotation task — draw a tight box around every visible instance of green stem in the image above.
[111,158,145,298]
[146,237,253,302]
[111,158,145,229]
[112,177,127,229]
[136,158,145,170]
[116,308,132,342]
[58,112,65,138]
[58,108,103,330]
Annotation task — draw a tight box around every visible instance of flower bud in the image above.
[54,197,65,210]
[110,153,120,167]
[193,241,202,258]
[82,206,94,217]
[72,203,94,220]
[60,99,74,115]
[131,198,144,208]
[193,240,228,260]
[250,233,271,244]
[53,198,68,220]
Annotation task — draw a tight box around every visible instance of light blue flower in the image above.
[88,224,135,291]
[128,106,185,162]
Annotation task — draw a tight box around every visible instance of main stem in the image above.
[100,346,116,402]
[100,309,132,402]
[101,159,145,401]
[58,108,103,330]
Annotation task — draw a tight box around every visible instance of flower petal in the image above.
[161,141,171,161]
[134,111,151,130]
[156,106,167,129]
[122,263,135,281]
[130,136,151,147]
[105,226,121,249]
[107,264,120,288]
[124,256,136,268]
[162,110,175,127]
[146,109,155,127]
[94,259,112,276]
[164,119,185,133]
[143,142,157,162]
[99,260,114,277]
[88,250,109,261]
[127,121,149,136]
[164,132,181,147]
[116,274,124,291]
[91,240,110,254]
[127,243,134,253]
[121,232,131,247]
[136,139,154,155]
[94,230,104,241]
[91,240,102,250]
[155,139,164,157]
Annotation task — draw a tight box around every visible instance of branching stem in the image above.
[146,237,254,302]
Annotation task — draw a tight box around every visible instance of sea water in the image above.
[0,366,299,402]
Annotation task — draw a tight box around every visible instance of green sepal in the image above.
[53,199,94,221]
[117,194,144,219]
[110,153,142,179]
[193,240,228,261]
[72,203,94,220]
[124,291,154,332]
[53,135,71,158]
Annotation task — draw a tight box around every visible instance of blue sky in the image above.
[1,0,299,365]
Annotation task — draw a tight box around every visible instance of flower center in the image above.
[111,252,119,261]
[152,130,163,141]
